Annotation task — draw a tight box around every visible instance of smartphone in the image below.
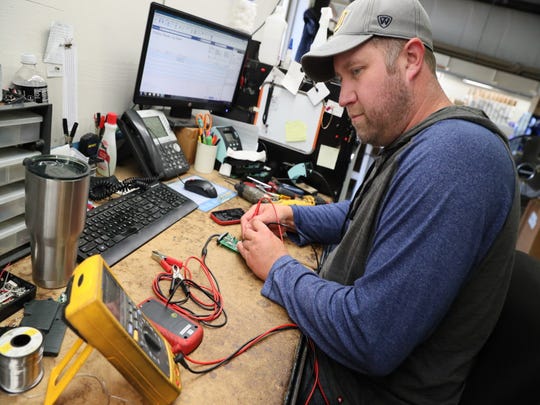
[210,208,245,225]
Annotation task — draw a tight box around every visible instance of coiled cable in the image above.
[88,175,159,201]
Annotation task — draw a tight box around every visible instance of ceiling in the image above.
[419,0,540,85]
[473,0,540,15]
[329,0,540,89]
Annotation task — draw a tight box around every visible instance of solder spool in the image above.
[0,326,44,393]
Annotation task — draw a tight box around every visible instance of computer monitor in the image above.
[133,2,251,119]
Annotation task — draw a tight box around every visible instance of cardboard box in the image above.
[517,198,540,259]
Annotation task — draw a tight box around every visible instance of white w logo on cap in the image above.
[377,15,393,28]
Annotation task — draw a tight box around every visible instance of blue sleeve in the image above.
[289,201,350,245]
[262,122,516,375]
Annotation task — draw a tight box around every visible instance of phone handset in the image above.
[119,109,165,177]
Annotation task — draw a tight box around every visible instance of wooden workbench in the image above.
[0,169,318,404]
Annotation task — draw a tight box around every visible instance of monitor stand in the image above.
[165,107,196,128]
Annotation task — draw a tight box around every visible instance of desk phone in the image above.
[119,109,189,180]
[61,255,181,404]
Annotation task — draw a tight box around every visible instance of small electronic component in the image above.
[217,233,240,252]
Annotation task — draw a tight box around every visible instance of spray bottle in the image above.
[96,113,118,177]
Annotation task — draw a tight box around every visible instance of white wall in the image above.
[0,0,280,146]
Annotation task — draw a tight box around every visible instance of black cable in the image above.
[201,233,224,296]
[88,175,159,200]
[155,272,228,328]
[304,169,336,200]
[173,279,228,328]
[175,324,298,374]
[152,233,228,328]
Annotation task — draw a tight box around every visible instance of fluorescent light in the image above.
[462,78,495,90]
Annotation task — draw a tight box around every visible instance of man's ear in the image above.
[403,38,425,80]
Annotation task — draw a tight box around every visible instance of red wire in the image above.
[249,197,284,241]
[0,263,11,284]
[184,323,298,365]
[304,339,329,405]
[151,255,224,323]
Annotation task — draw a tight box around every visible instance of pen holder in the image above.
[194,142,217,174]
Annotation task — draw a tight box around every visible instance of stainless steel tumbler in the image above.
[24,155,90,289]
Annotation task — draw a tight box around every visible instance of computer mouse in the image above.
[184,179,218,198]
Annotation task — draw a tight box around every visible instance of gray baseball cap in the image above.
[301,0,433,82]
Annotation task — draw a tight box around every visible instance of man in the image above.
[237,0,520,403]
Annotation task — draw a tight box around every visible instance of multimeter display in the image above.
[102,269,171,376]
[64,255,181,404]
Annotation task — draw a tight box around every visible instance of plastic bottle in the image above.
[12,54,48,103]
[258,6,288,66]
[312,7,332,50]
[281,38,293,69]
[96,113,118,177]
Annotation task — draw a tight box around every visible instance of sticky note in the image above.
[285,121,307,142]
[317,144,340,170]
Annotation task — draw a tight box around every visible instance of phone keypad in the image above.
[161,141,189,179]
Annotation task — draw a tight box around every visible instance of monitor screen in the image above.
[133,2,251,119]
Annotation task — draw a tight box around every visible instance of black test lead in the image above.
[69,122,78,147]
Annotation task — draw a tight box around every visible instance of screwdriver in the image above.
[269,182,296,198]
[234,182,268,204]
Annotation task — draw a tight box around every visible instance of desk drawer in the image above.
[0,148,40,187]
[0,182,25,223]
[0,215,29,257]
[0,110,42,148]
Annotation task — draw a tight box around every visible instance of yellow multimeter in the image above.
[46,255,181,405]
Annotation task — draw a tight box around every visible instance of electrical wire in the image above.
[175,323,298,374]
[151,234,227,327]
[300,338,330,405]
[88,175,159,201]
[250,197,285,241]
[0,263,10,290]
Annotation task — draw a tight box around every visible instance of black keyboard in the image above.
[78,182,197,266]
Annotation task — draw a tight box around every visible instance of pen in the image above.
[262,81,274,125]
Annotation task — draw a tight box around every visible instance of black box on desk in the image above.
[0,271,36,322]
